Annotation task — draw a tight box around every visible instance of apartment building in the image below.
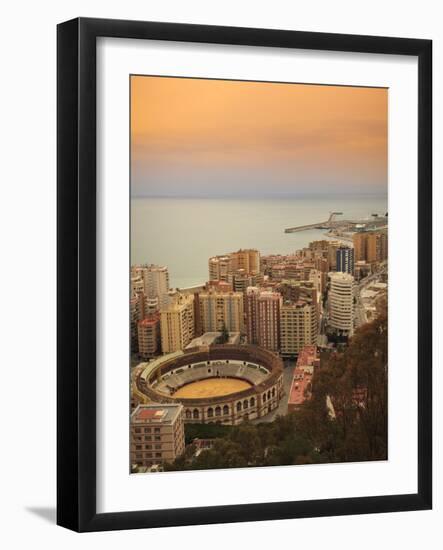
[328,271,355,333]
[160,293,195,353]
[130,404,185,469]
[280,300,318,358]
[198,290,244,333]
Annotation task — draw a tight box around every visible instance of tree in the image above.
[165,308,387,472]
[215,322,229,344]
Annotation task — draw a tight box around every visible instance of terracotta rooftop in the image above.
[288,368,313,406]
[296,345,320,368]
[139,314,160,327]
[136,408,165,420]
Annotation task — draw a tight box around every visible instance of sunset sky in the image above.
[131,76,387,198]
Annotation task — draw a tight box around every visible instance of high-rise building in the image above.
[208,255,232,282]
[230,249,260,275]
[256,291,282,351]
[138,314,161,359]
[131,276,144,297]
[309,269,327,296]
[367,231,388,263]
[245,287,260,345]
[160,293,195,353]
[336,246,355,274]
[328,272,355,333]
[208,249,260,282]
[353,232,367,262]
[280,301,318,357]
[130,404,185,469]
[134,265,170,307]
[130,297,139,352]
[308,240,341,270]
[230,270,263,293]
[276,280,318,305]
[198,290,244,333]
[353,231,388,264]
[245,287,282,351]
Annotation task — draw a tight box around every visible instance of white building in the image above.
[328,271,355,334]
[134,265,170,308]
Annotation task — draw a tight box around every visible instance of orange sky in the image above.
[131,76,387,197]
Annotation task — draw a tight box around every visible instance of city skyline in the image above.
[131,76,388,198]
[130,75,388,474]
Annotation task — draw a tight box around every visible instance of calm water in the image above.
[131,195,387,289]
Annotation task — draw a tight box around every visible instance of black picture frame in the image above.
[57,17,432,532]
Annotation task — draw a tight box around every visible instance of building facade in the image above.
[208,249,260,282]
[280,300,318,357]
[133,265,170,307]
[160,293,195,353]
[256,291,282,352]
[208,255,232,282]
[230,249,260,274]
[130,404,185,469]
[138,314,161,359]
[198,290,244,333]
[245,287,282,351]
[353,231,388,264]
[328,271,355,333]
[336,246,355,274]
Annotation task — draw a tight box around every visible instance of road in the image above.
[354,265,387,329]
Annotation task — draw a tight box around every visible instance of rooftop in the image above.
[138,314,160,327]
[185,332,240,348]
[296,345,320,368]
[131,403,183,424]
[288,368,313,407]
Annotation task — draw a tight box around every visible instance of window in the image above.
[155,452,162,458]
[215,406,221,417]
[145,444,152,450]
[223,405,229,415]
[154,428,160,433]
[207,408,214,418]
[250,397,255,407]
[186,409,191,419]
[236,402,242,412]
[136,445,142,450]
[193,409,199,419]
[144,436,152,441]
[155,444,161,450]
[155,435,161,441]
[144,428,151,434]
[134,428,141,433]
[243,399,248,409]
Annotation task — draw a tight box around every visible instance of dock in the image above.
[284,212,343,233]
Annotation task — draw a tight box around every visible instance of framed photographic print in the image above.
[57,18,432,532]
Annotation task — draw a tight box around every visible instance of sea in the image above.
[131,195,387,289]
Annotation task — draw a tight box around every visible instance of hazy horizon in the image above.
[131,76,388,198]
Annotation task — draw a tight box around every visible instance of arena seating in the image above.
[153,360,268,396]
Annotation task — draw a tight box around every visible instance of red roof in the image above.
[137,408,163,420]
[288,368,313,406]
[139,315,160,327]
[296,345,319,368]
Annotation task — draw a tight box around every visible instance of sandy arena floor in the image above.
[173,377,252,398]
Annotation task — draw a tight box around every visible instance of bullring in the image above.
[134,345,284,425]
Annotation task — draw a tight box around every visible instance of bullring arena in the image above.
[132,345,284,425]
